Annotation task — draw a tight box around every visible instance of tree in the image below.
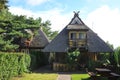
[0,13,41,51]
[41,20,58,40]
[114,47,120,67]
[0,0,58,51]
[106,41,114,50]
[0,12,58,51]
[0,0,8,10]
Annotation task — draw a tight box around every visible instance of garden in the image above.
[0,47,120,80]
[1,0,120,80]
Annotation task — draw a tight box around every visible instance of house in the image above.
[43,12,113,71]
[19,28,49,53]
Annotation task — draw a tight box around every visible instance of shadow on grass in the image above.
[81,77,90,80]
[81,77,108,80]
[33,65,87,74]
[32,65,56,73]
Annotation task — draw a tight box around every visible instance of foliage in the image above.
[12,73,58,80]
[0,0,8,10]
[0,9,41,51]
[0,10,58,51]
[98,53,111,66]
[0,36,19,51]
[41,20,58,40]
[106,41,114,50]
[114,47,120,67]
[66,49,80,70]
[0,52,31,80]
[66,49,80,64]
[87,59,103,71]
[30,51,48,70]
[0,0,58,51]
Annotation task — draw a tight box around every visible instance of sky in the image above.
[8,0,120,48]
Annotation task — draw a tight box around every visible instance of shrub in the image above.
[87,60,102,71]
[0,52,31,80]
[66,49,80,71]
[114,47,120,67]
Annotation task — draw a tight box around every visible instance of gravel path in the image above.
[57,74,71,80]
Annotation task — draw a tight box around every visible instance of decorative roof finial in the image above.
[73,11,80,17]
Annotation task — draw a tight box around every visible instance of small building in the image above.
[19,29,49,53]
[43,12,113,71]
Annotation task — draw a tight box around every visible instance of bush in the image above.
[65,49,80,71]
[87,60,103,71]
[0,52,31,80]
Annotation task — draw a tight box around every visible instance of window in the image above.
[79,33,86,39]
[70,33,76,40]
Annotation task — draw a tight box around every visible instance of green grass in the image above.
[72,74,108,80]
[12,73,58,80]
[72,74,90,80]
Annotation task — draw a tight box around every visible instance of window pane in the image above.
[70,33,76,40]
[79,33,86,39]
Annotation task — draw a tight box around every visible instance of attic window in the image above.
[74,20,78,24]
[79,33,86,39]
[70,33,76,40]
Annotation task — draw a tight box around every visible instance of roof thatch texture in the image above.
[43,12,113,53]
[30,29,49,48]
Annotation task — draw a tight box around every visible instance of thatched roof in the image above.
[29,29,49,49]
[43,12,113,53]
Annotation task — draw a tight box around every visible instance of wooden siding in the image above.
[88,52,98,61]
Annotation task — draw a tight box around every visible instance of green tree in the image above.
[106,41,114,50]
[0,14,41,51]
[114,47,120,67]
[0,13,58,51]
[41,20,58,40]
[0,0,8,10]
[0,0,58,51]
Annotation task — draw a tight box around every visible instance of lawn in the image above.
[72,74,90,80]
[12,73,58,80]
[72,74,108,80]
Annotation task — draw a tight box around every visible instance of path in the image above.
[57,74,71,80]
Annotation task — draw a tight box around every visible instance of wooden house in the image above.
[43,12,113,71]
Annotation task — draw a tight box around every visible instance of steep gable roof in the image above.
[30,29,49,49]
[43,12,113,53]
[87,29,113,52]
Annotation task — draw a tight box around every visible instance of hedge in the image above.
[0,52,31,80]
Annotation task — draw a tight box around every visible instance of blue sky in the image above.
[8,0,120,48]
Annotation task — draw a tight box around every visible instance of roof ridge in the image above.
[68,11,85,25]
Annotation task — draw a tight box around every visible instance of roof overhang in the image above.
[67,25,89,31]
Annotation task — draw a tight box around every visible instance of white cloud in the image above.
[9,6,34,17]
[85,5,120,48]
[26,0,50,6]
[9,6,72,31]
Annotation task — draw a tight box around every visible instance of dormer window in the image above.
[70,33,76,40]
[79,33,86,39]
[69,32,86,40]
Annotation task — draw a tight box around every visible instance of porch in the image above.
[49,52,99,71]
